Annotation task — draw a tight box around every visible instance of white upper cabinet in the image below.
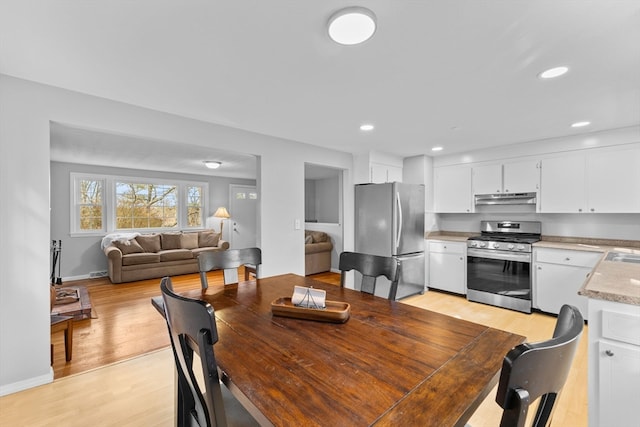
[434,165,472,212]
[540,146,640,213]
[472,164,502,194]
[540,153,587,212]
[371,162,403,183]
[587,147,640,213]
[473,160,539,195]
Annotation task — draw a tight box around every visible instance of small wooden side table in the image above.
[50,315,74,363]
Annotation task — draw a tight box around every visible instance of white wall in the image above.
[0,74,354,395]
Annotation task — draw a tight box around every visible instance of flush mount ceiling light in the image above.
[360,123,374,131]
[431,146,443,152]
[538,66,569,79]
[204,161,222,169]
[571,121,591,128]
[328,7,376,45]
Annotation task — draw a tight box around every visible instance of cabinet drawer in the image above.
[535,248,602,267]
[428,241,465,254]
[602,310,640,346]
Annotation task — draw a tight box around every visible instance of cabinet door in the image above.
[434,166,472,213]
[370,163,388,183]
[387,165,403,183]
[597,340,640,426]
[587,147,640,213]
[540,154,586,213]
[503,159,539,194]
[535,262,590,319]
[472,164,502,194]
[429,252,466,294]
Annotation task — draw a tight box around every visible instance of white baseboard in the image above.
[0,369,53,397]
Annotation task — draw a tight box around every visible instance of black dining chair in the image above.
[199,248,262,289]
[338,251,400,300]
[469,304,584,427]
[159,276,259,427]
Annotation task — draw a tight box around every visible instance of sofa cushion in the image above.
[309,231,328,243]
[305,234,313,244]
[159,249,194,262]
[198,230,220,247]
[161,232,183,250]
[113,239,144,255]
[122,252,161,266]
[136,234,161,253]
[305,241,333,254]
[181,232,199,249]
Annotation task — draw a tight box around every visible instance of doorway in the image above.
[229,184,258,249]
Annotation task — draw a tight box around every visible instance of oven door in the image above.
[466,248,532,313]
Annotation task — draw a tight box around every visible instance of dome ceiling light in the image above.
[328,7,377,45]
[204,161,222,169]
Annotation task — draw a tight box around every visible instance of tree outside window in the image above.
[78,179,103,230]
[115,182,178,229]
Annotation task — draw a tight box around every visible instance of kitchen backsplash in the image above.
[431,213,640,241]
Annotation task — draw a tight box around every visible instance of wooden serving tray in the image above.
[271,297,351,323]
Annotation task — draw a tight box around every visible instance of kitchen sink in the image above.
[605,252,640,264]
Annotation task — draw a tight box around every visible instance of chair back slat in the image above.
[495,304,584,427]
[160,276,228,427]
[199,247,262,289]
[339,251,400,300]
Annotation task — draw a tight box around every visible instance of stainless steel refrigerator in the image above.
[355,182,425,300]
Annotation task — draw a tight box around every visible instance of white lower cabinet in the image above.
[427,241,466,295]
[588,298,640,427]
[533,248,601,320]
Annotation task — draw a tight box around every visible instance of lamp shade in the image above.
[214,207,230,219]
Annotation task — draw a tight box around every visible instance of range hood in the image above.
[475,192,537,206]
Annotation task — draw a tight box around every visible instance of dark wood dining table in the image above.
[161,273,525,427]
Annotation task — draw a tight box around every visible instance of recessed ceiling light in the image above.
[538,66,569,79]
[359,124,374,131]
[432,146,443,152]
[571,121,591,128]
[328,7,376,45]
[204,161,222,169]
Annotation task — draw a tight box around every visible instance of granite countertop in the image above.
[426,231,640,306]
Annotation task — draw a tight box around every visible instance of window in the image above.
[115,182,178,229]
[71,173,207,235]
[73,177,105,233]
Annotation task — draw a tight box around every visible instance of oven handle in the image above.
[467,248,531,263]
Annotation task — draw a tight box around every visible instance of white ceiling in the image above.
[2,1,639,172]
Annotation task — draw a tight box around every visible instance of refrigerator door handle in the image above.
[396,191,403,251]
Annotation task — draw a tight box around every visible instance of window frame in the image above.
[70,173,208,236]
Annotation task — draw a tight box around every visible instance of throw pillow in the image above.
[161,232,183,250]
[136,234,161,253]
[113,239,145,255]
[198,230,220,247]
[305,235,313,244]
[181,232,199,249]
[310,231,327,243]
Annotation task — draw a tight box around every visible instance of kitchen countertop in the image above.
[426,231,640,306]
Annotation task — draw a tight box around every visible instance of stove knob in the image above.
[493,243,500,249]
[507,244,515,250]
[479,242,486,248]
[470,241,477,248]
[517,245,525,251]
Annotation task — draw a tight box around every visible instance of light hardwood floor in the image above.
[0,272,587,426]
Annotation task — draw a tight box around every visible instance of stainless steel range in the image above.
[466,220,541,313]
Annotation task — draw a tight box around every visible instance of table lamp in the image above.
[213,207,231,236]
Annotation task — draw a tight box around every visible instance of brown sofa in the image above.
[305,230,333,275]
[104,230,229,284]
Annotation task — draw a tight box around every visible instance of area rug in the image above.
[51,286,97,320]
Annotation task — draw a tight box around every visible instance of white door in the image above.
[229,184,258,249]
